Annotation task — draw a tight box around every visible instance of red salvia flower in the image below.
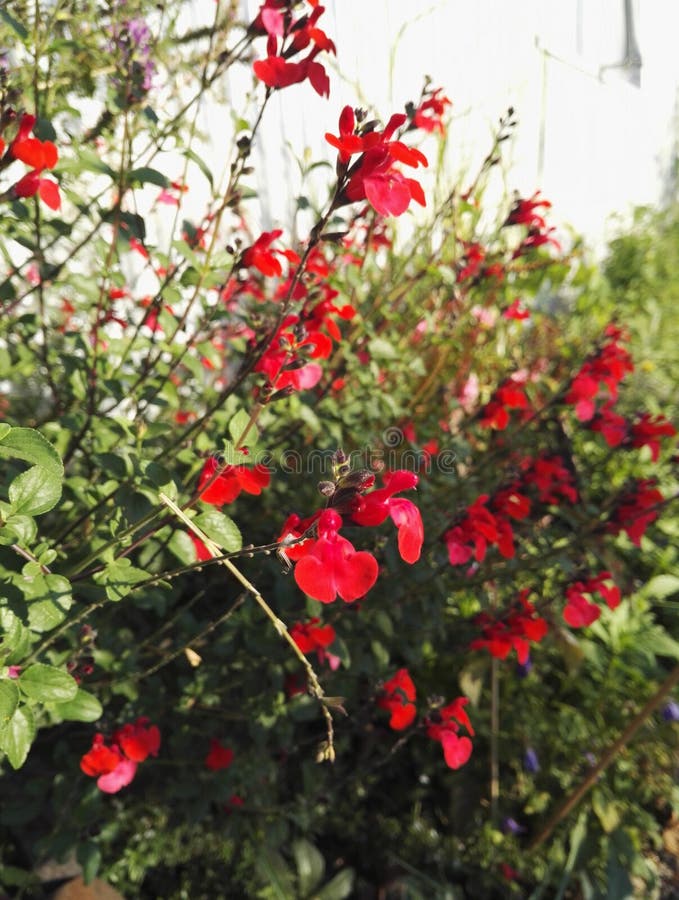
[351,470,424,563]
[198,457,271,506]
[629,413,676,461]
[470,590,548,664]
[113,717,161,762]
[412,87,452,135]
[326,106,428,216]
[377,668,417,730]
[10,113,61,210]
[293,509,379,603]
[425,697,474,769]
[607,478,664,545]
[290,617,340,668]
[205,739,235,771]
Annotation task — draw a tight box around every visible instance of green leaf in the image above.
[168,529,198,565]
[0,7,28,40]
[0,681,20,723]
[0,609,31,664]
[256,848,295,898]
[93,558,148,602]
[53,688,103,723]
[0,707,35,769]
[21,573,73,632]
[643,574,679,600]
[0,426,63,475]
[315,868,356,900]
[183,147,214,187]
[77,841,102,885]
[194,510,242,554]
[127,166,169,188]
[368,337,397,359]
[293,839,325,895]
[228,409,254,445]
[8,466,62,516]
[19,663,78,703]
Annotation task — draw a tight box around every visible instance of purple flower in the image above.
[516,656,532,678]
[501,817,525,835]
[523,747,539,773]
[662,700,679,722]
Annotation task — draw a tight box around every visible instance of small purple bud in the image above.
[516,655,532,678]
[501,817,525,835]
[662,700,679,722]
[524,748,539,773]
[584,752,597,767]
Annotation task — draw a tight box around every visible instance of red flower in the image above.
[293,509,379,603]
[471,591,548,664]
[377,668,417,730]
[326,106,428,217]
[503,298,531,320]
[566,327,634,421]
[81,719,160,794]
[629,413,676,462]
[241,229,299,277]
[412,87,451,135]
[608,478,664,546]
[253,4,335,98]
[426,698,474,769]
[290,617,340,668]
[113,717,161,762]
[10,113,61,210]
[479,378,530,430]
[351,470,424,563]
[563,571,622,629]
[198,457,271,506]
[505,191,551,230]
[589,402,628,447]
[205,738,235,771]
[80,733,124,777]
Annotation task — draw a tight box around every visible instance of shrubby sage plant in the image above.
[0,1,677,896]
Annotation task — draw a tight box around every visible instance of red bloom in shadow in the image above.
[81,718,160,794]
[471,590,548,664]
[426,698,474,769]
[205,739,235,771]
[377,668,417,730]
[290,617,340,669]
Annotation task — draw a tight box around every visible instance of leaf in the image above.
[315,868,356,900]
[8,466,62,516]
[592,789,620,833]
[0,707,35,769]
[93,558,148,602]
[168,529,198,565]
[0,426,63,475]
[228,409,254,445]
[53,689,103,723]
[77,841,102,885]
[0,681,20,723]
[0,7,28,40]
[256,848,295,899]
[127,166,169,188]
[194,510,242,554]
[19,663,78,703]
[22,573,73,632]
[368,337,397,360]
[183,147,214,188]
[643,574,679,600]
[292,839,325,895]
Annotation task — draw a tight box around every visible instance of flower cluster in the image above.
[326,106,428,216]
[563,571,621,628]
[607,478,665,546]
[253,2,335,98]
[279,467,423,603]
[80,718,160,794]
[377,669,474,769]
[565,324,634,422]
[589,407,676,461]
[470,590,548,664]
[479,375,531,430]
[2,113,60,210]
[377,668,417,729]
[410,86,452,135]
